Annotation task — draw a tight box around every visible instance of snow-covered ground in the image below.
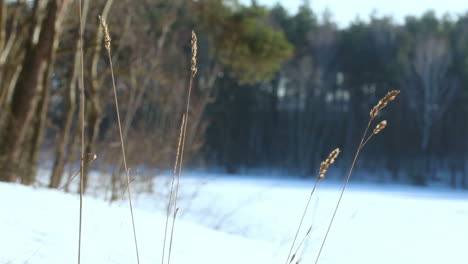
[1,172,468,264]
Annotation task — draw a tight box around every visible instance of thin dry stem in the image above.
[162,115,185,264]
[77,1,85,263]
[314,120,372,264]
[100,15,140,264]
[168,30,198,264]
[168,207,180,264]
[59,154,97,190]
[290,226,312,264]
[360,120,389,149]
[285,179,319,264]
[286,148,340,264]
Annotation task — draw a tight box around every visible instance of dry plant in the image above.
[314,90,400,264]
[286,148,340,264]
[99,15,140,264]
[77,1,86,263]
[165,30,198,264]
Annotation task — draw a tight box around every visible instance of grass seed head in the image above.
[319,148,340,179]
[191,30,198,77]
[370,90,400,118]
[373,120,387,135]
[98,15,111,52]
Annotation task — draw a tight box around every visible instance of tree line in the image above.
[0,0,466,192]
[204,3,468,187]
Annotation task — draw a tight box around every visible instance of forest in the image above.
[0,0,467,192]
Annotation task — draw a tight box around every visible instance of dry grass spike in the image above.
[373,120,387,135]
[98,15,111,52]
[318,148,341,179]
[370,90,400,118]
[191,30,198,77]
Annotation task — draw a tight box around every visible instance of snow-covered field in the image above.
[1,173,468,264]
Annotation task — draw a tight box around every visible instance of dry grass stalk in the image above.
[162,115,185,264]
[314,90,399,264]
[286,148,340,264]
[99,15,140,264]
[59,154,97,191]
[77,1,86,263]
[289,226,312,264]
[167,30,198,264]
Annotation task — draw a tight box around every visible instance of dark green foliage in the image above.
[197,0,292,84]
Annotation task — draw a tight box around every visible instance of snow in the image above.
[1,173,468,264]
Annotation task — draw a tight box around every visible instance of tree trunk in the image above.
[24,1,69,185]
[0,0,68,182]
[0,0,6,52]
[0,65,22,136]
[49,0,89,188]
[63,126,80,192]
[0,1,28,134]
[22,62,51,185]
[49,75,77,188]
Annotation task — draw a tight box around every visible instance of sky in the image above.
[239,0,468,27]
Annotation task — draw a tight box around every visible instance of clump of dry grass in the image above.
[314,90,400,264]
[286,148,340,264]
[99,15,140,264]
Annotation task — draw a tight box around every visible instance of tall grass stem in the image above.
[101,17,141,263]
[314,120,372,264]
[77,0,85,263]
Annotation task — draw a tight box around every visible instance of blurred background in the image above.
[1,0,468,193]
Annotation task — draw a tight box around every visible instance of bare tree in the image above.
[0,0,27,133]
[108,0,181,200]
[0,0,69,183]
[49,0,90,188]
[21,0,70,184]
[404,36,458,151]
